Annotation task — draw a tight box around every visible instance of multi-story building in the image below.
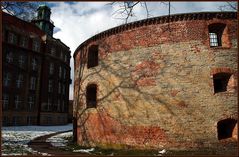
[2,5,71,126]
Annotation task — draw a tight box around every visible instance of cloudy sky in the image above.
[45,1,236,100]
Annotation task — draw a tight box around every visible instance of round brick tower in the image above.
[73,12,237,150]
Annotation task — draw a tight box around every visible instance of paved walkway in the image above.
[28,130,85,156]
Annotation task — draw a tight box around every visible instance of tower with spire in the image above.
[32,5,54,36]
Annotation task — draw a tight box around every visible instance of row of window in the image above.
[3,94,68,112]
[4,31,69,63]
[85,23,229,70]
[48,80,67,95]
[5,51,39,70]
[3,73,37,90]
[49,46,69,62]
[4,74,68,93]
[49,63,67,79]
[84,72,234,109]
[3,116,37,126]
[3,94,36,111]
[42,99,67,112]
[6,31,40,52]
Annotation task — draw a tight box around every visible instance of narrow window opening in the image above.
[86,84,97,108]
[208,23,226,47]
[217,118,237,140]
[87,45,98,68]
[213,73,231,93]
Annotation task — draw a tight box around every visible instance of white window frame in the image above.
[20,36,28,48]
[30,77,36,90]
[3,94,9,109]
[4,73,11,87]
[32,58,38,71]
[60,51,63,59]
[19,55,25,68]
[14,95,21,109]
[49,63,54,75]
[32,39,40,52]
[48,80,53,92]
[64,54,67,62]
[209,32,219,47]
[28,96,35,110]
[16,74,24,88]
[8,32,17,44]
[50,47,56,55]
[6,52,13,63]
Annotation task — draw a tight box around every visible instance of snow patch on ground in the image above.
[46,132,72,147]
[2,123,72,156]
[73,148,95,154]
[46,132,96,155]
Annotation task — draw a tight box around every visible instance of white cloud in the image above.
[48,1,235,100]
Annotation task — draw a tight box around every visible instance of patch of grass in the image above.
[94,147,158,156]
[59,135,238,156]
[62,140,159,155]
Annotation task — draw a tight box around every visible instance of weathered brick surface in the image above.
[74,12,237,149]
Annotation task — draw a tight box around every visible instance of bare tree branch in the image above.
[219,2,237,11]
[1,2,41,21]
[108,1,172,24]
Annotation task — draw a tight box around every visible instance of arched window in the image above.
[87,45,98,68]
[208,23,226,47]
[86,84,97,108]
[217,118,237,140]
[213,72,232,93]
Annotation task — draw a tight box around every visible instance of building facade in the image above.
[2,5,71,126]
[73,12,237,149]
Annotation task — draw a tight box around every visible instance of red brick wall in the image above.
[74,12,237,149]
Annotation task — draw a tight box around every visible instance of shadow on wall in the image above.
[74,40,184,147]
[73,18,237,147]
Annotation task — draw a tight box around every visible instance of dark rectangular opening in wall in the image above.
[87,45,98,68]
[213,73,231,93]
[217,119,237,140]
[86,84,97,108]
[208,23,226,47]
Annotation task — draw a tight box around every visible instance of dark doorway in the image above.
[213,73,231,93]
[217,118,237,140]
[86,84,97,108]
